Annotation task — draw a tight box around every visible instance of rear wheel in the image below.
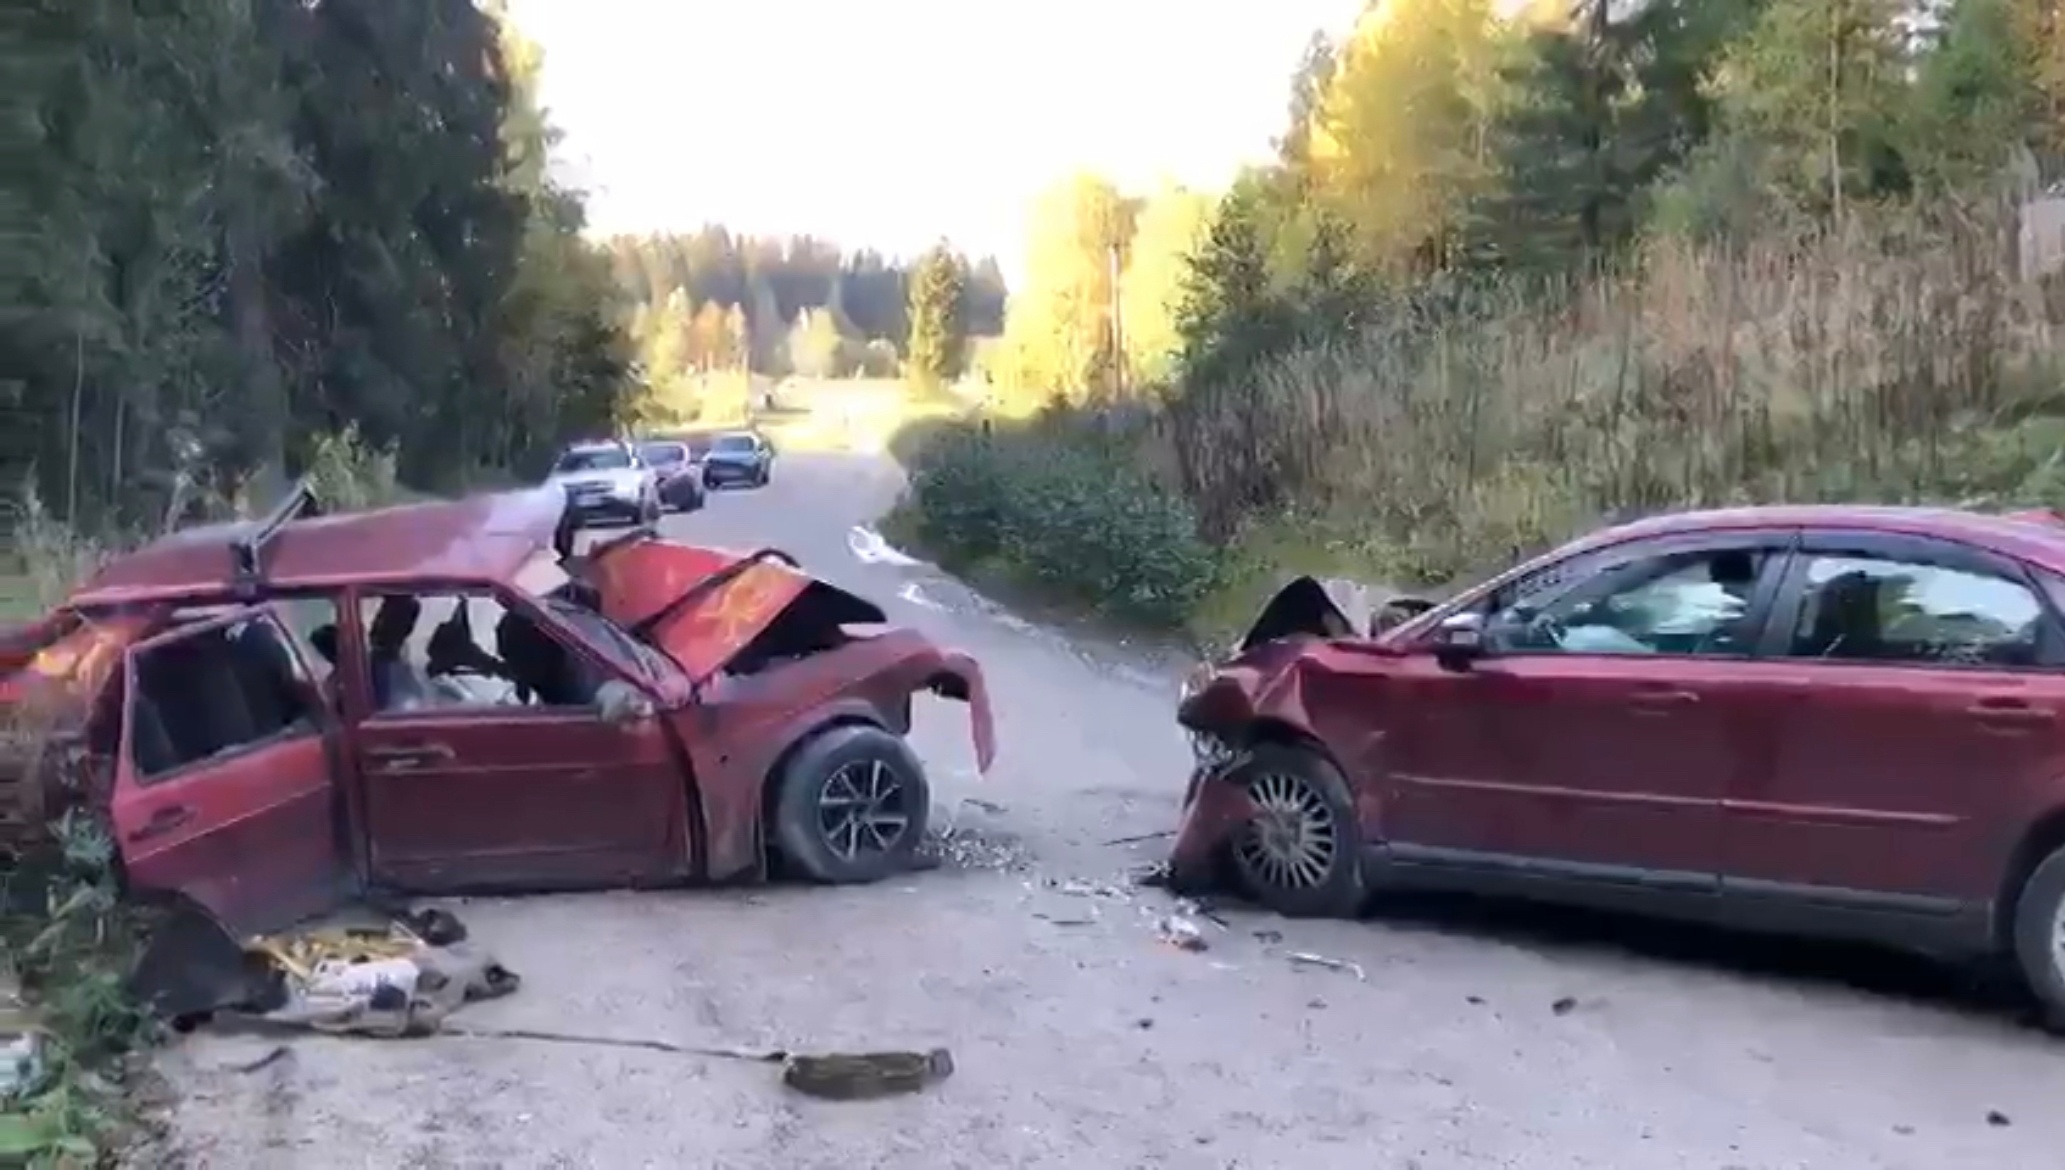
[2011,845,2065,1029]
[770,725,930,884]
[1224,742,1366,919]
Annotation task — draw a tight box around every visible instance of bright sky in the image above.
[505,0,1368,285]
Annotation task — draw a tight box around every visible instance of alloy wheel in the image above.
[1232,771,1338,892]
[816,759,912,860]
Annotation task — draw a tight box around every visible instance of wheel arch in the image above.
[1996,805,2065,949]
[756,711,890,860]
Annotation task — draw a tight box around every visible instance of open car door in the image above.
[109,606,350,937]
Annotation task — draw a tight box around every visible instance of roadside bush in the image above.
[936,198,2065,642]
[894,416,1220,631]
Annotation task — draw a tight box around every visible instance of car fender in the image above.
[676,628,995,881]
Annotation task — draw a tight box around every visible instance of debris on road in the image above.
[1155,914,1209,952]
[1287,952,1365,981]
[1101,830,1175,847]
[918,823,1033,871]
[782,1048,956,1101]
[245,917,520,1039]
[1551,996,1578,1016]
[1988,1110,2012,1127]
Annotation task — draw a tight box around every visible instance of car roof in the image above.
[561,440,630,454]
[69,487,566,607]
[1570,504,2065,570]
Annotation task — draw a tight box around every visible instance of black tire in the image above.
[2012,845,2065,1029]
[1222,741,1366,919]
[770,724,931,885]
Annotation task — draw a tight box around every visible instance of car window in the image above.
[638,444,686,467]
[1786,554,2043,667]
[1491,547,1769,657]
[358,591,610,714]
[554,447,632,473]
[714,435,756,453]
[130,616,319,783]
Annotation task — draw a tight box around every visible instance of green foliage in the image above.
[904,243,966,391]
[605,232,1006,380]
[1,0,637,531]
[894,417,1219,630]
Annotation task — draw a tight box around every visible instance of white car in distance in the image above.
[545,439,660,528]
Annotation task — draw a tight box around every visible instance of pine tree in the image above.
[905,242,966,392]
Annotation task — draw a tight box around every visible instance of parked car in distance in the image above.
[546,439,659,527]
[0,480,996,944]
[701,430,773,490]
[636,438,705,514]
[1169,504,2065,1026]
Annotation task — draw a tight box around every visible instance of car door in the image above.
[1384,530,1795,888]
[109,607,350,936]
[347,589,690,893]
[1723,530,2065,916]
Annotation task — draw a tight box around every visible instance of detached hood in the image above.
[581,537,883,683]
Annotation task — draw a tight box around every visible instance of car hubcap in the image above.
[1233,772,1337,891]
[817,759,911,860]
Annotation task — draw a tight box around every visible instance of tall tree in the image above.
[905,242,966,391]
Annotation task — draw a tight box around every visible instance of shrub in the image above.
[897,417,1219,630]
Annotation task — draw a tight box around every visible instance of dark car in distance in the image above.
[1169,504,2065,1027]
[636,439,705,514]
[701,431,773,490]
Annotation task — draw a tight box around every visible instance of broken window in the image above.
[131,616,320,783]
[356,591,610,713]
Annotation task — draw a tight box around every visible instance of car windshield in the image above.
[553,447,631,473]
[638,443,686,467]
[511,550,679,679]
[714,435,756,453]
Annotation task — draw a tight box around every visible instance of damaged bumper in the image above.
[1164,746,1257,894]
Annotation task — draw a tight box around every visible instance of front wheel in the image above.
[2011,845,2065,1029]
[1223,742,1366,919]
[770,724,931,884]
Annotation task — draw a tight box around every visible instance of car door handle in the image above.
[365,742,455,770]
[1967,697,2053,727]
[1629,688,1700,711]
[128,805,193,843]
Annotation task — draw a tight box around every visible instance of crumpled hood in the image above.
[581,538,881,682]
[1231,575,1438,656]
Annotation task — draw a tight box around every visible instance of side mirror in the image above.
[1430,611,1487,671]
[595,679,656,725]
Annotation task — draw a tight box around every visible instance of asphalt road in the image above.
[151,453,2065,1170]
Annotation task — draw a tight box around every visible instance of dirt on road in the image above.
[144,455,2065,1170]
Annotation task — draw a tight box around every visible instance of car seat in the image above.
[1802,570,1882,659]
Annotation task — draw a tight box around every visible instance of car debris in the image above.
[1287,952,1366,980]
[1154,914,1208,952]
[0,477,996,946]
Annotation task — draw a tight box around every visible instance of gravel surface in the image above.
[144,452,2065,1170]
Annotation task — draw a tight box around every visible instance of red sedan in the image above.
[1170,505,2065,1024]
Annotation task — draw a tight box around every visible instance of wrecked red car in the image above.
[1170,505,2065,1023]
[1,481,993,939]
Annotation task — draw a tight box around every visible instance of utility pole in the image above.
[1108,242,1126,399]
